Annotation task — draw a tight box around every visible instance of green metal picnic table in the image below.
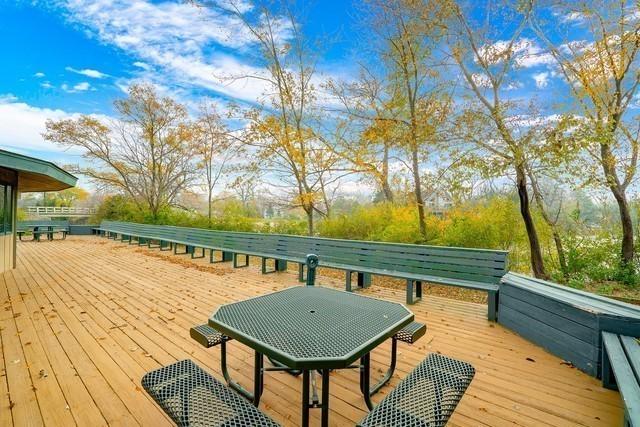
[209,285,414,427]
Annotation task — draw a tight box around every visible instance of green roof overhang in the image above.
[0,149,77,192]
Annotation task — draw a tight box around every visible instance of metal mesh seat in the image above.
[190,324,230,348]
[358,353,475,427]
[141,359,280,427]
[394,321,426,344]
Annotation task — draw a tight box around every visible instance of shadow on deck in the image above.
[0,236,624,426]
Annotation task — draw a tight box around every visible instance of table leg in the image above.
[369,338,397,396]
[302,370,310,427]
[360,353,374,410]
[253,351,264,407]
[321,369,330,427]
[219,341,264,405]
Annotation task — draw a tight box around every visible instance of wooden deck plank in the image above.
[0,236,625,427]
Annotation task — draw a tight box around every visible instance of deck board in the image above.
[0,236,624,426]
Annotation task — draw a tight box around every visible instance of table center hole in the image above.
[309,310,316,314]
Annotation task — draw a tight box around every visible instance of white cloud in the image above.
[65,66,109,78]
[533,72,550,88]
[74,82,91,91]
[61,82,92,92]
[132,61,151,70]
[58,0,292,104]
[561,11,586,24]
[34,72,45,78]
[0,95,85,153]
[40,81,53,89]
[478,38,555,69]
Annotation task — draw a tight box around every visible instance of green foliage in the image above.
[317,203,426,243]
[93,193,640,289]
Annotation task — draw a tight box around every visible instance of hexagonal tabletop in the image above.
[209,286,413,369]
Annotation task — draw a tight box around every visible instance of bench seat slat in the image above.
[142,359,280,427]
[602,332,640,425]
[358,353,475,427]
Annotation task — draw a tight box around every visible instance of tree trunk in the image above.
[600,144,635,266]
[381,143,394,202]
[612,188,634,266]
[552,232,568,277]
[411,144,427,238]
[207,188,213,227]
[515,165,547,279]
[306,207,314,236]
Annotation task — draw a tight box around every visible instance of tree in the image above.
[532,0,640,269]
[325,69,398,203]
[193,103,237,226]
[44,84,195,220]
[447,0,551,278]
[354,0,451,238]
[45,187,90,207]
[204,0,337,235]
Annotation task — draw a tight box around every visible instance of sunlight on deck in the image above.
[0,237,624,426]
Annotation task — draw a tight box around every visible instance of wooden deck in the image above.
[0,236,624,426]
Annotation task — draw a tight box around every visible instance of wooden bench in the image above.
[95,220,508,320]
[601,332,640,426]
[143,353,473,427]
[499,273,640,377]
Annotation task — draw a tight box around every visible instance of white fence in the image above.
[23,206,96,216]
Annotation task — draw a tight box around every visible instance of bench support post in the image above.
[298,263,305,282]
[159,241,171,251]
[233,253,249,268]
[138,237,147,246]
[190,247,205,259]
[488,290,498,322]
[210,250,232,263]
[346,271,372,292]
[406,279,422,304]
[261,258,288,274]
[601,343,617,390]
[173,244,188,255]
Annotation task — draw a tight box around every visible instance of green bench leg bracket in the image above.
[406,279,422,304]
[190,246,205,259]
[298,263,306,282]
[346,271,371,292]
[210,250,233,263]
[173,244,188,255]
[488,290,498,322]
[261,258,287,274]
[233,253,249,268]
[159,241,172,251]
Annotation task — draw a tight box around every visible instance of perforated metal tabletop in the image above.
[209,286,413,369]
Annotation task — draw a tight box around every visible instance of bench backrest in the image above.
[99,220,509,284]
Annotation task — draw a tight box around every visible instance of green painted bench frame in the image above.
[95,220,508,320]
[601,332,640,426]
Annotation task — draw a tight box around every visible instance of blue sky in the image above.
[0,0,596,181]
[0,0,357,164]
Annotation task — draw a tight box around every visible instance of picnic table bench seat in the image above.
[190,324,230,348]
[143,353,473,427]
[358,353,475,427]
[601,332,640,426]
[141,359,281,427]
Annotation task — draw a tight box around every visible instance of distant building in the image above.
[425,190,453,216]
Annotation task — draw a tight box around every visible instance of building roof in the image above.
[0,149,77,192]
